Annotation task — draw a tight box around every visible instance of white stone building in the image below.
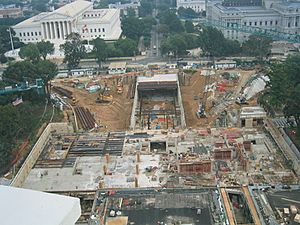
[12,0,122,45]
[207,0,300,41]
[177,0,206,12]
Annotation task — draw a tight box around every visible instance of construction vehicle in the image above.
[116,79,123,94]
[96,83,113,103]
[235,96,248,105]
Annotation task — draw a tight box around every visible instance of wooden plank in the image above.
[220,188,236,225]
[242,186,262,225]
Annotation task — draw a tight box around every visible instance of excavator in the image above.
[96,83,113,103]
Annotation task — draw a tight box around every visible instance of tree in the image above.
[185,20,194,33]
[121,17,145,40]
[114,38,138,56]
[3,61,38,82]
[242,35,272,60]
[93,38,108,68]
[198,27,241,57]
[19,43,40,61]
[2,60,57,95]
[138,0,153,17]
[260,54,300,131]
[36,40,54,60]
[127,8,136,17]
[60,33,86,70]
[159,10,184,33]
[178,7,198,19]
[36,60,57,94]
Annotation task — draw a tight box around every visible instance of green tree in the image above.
[138,0,153,17]
[242,35,272,60]
[36,60,58,94]
[114,38,138,56]
[60,33,86,70]
[127,8,136,17]
[185,20,194,33]
[198,27,241,57]
[121,17,145,40]
[260,54,300,130]
[159,10,184,33]
[36,40,54,60]
[93,38,108,68]
[3,61,38,82]
[19,43,40,61]
[178,7,198,18]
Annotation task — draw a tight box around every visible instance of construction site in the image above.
[7,65,300,225]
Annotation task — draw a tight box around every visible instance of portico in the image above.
[12,0,122,45]
[41,21,72,40]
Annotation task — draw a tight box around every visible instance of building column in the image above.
[68,21,72,34]
[50,22,55,39]
[59,21,63,39]
[54,21,58,39]
[64,21,68,36]
[41,22,46,39]
[47,22,51,39]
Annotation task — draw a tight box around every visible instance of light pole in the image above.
[7,27,14,51]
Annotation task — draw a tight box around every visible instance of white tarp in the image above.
[0,185,81,225]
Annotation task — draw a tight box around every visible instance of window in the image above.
[35,32,38,36]
[288,22,291,27]
[275,20,278,25]
[23,32,26,36]
[39,32,41,35]
[254,21,257,26]
[260,21,262,26]
[244,22,246,26]
[20,33,22,37]
[270,21,273,25]
[27,32,29,36]
[98,28,101,32]
[94,28,97,32]
[249,22,252,26]
[31,32,34,36]
[90,28,93,33]
[296,22,298,27]
[102,28,105,32]
[265,21,267,25]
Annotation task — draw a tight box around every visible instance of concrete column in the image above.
[59,21,64,39]
[64,21,68,36]
[68,21,72,34]
[41,23,46,39]
[47,22,51,39]
[50,22,56,39]
[53,22,57,39]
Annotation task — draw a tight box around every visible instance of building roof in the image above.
[109,62,127,69]
[240,106,266,119]
[0,7,22,15]
[0,185,81,225]
[13,0,93,28]
[55,0,92,18]
[137,74,178,83]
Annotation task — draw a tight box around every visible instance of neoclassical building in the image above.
[12,0,122,45]
[207,0,300,41]
[176,0,206,12]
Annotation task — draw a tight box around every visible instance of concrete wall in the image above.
[11,123,73,188]
[130,84,138,129]
[265,119,300,176]
[177,80,186,128]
